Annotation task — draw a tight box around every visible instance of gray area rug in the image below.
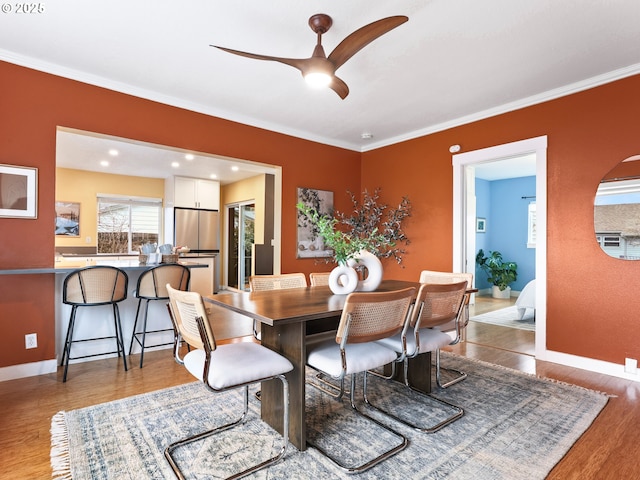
[471,306,535,331]
[51,353,607,480]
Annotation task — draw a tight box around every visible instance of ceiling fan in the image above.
[211,14,408,99]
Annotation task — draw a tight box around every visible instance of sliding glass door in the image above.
[226,202,255,290]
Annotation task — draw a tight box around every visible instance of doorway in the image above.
[453,136,547,358]
[226,202,255,291]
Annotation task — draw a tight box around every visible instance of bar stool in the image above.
[128,263,190,367]
[61,266,129,382]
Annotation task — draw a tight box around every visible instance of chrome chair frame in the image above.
[419,270,474,388]
[305,288,416,474]
[165,285,292,480]
[60,266,129,382]
[128,263,190,367]
[369,282,467,433]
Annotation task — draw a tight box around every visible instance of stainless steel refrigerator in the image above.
[173,207,220,252]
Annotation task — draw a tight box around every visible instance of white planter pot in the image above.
[492,285,511,299]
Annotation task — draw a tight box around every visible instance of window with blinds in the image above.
[97,196,162,254]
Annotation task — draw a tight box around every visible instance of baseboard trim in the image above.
[0,359,57,382]
[474,288,521,297]
[539,349,640,383]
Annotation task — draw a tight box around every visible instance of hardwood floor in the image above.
[1,310,639,479]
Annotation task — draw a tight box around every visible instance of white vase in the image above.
[348,250,383,292]
[328,263,359,295]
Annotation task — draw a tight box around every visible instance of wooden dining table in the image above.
[205,279,433,451]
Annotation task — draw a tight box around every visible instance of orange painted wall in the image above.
[362,74,640,365]
[0,60,360,368]
[2,56,640,371]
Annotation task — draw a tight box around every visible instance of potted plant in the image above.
[297,189,411,294]
[475,249,518,299]
[296,202,383,265]
[296,202,385,293]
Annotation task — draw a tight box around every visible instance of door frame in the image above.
[452,135,547,358]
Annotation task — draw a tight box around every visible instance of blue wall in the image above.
[475,175,536,292]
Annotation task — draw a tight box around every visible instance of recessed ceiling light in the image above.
[171,161,180,168]
[361,132,373,140]
[108,149,119,156]
[231,166,239,172]
[100,160,109,167]
[209,174,217,179]
[185,154,195,160]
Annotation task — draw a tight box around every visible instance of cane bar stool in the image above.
[373,282,467,432]
[305,287,416,473]
[165,285,293,479]
[60,266,129,382]
[418,270,474,387]
[128,263,190,368]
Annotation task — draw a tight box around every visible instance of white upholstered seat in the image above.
[305,287,416,473]
[165,285,293,479]
[371,282,467,433]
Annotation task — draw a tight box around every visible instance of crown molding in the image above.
[361,63,640,152]
[0,51,361,151]
[2,50,639,154]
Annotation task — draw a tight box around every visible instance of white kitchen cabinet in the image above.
[173,177,220,210]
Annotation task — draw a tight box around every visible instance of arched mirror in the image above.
[594,154,640,259]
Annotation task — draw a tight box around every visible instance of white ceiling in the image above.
[55,127,278,185]
[3,0,639,181]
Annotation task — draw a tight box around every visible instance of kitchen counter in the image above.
[0,259,208,275]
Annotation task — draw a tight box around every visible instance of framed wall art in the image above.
[55,201,81,236]
[0,164,38,219]
[296,187,334,259]
[476,217,486,233]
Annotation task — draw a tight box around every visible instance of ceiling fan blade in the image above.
[329,75,349,99]
[328,16,408,70]
[212,45,309,72]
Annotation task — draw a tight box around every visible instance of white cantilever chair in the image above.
[373,281,467,433]
[418,270,474,388]
[249,273,308,291]
[305,287,416,474]
[165,285,293,480]
[249,273,308,340]
[309,271,331,286]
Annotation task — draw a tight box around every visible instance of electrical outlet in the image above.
[624,357,637,374]
[25,333,38,349]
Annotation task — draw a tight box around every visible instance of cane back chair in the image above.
[373,281,467,432]
[165,285,293,479]
[305,287,416,473]
[418,270,474,387]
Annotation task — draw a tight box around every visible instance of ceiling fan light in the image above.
[304,72,332,88]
